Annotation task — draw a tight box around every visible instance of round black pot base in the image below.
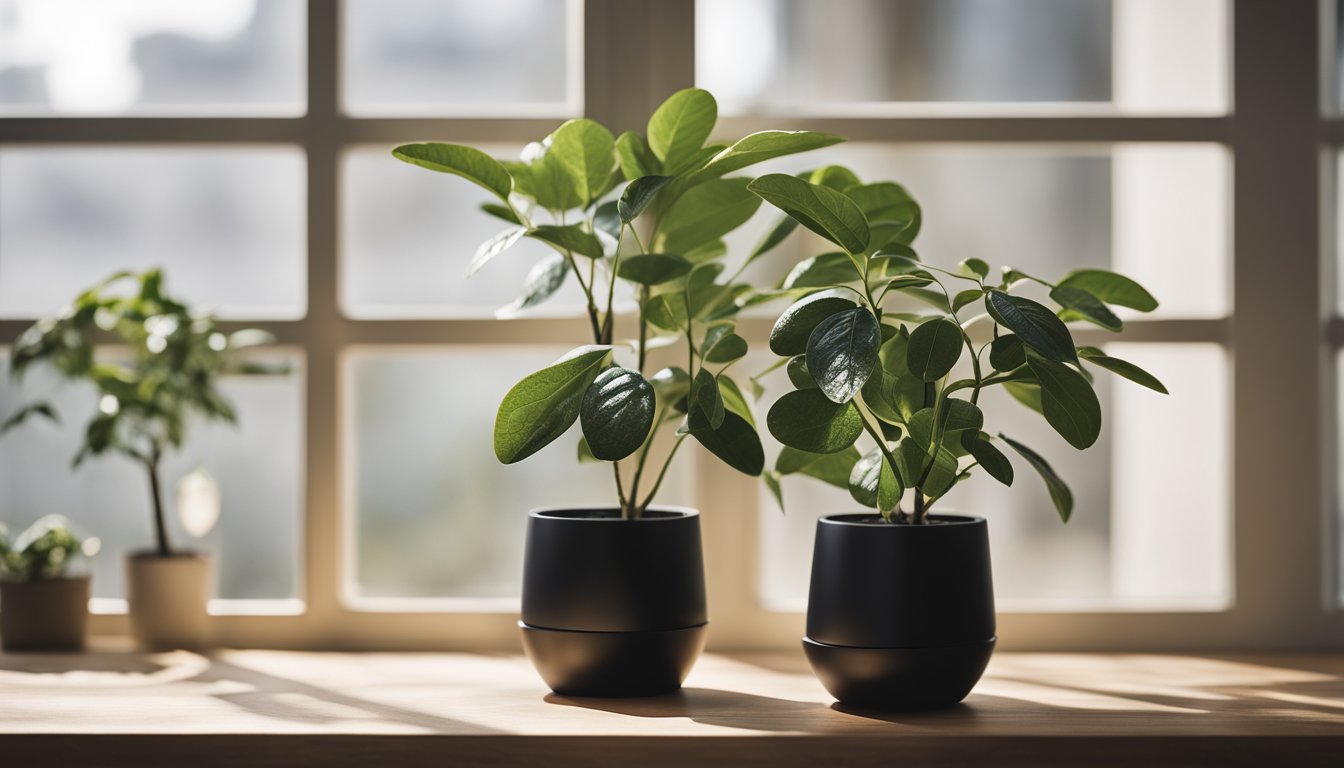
[520,622,708,697]
[803,636,996,711]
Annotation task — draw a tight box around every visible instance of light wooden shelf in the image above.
[2,647,1341,766]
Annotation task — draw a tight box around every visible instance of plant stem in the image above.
[146,446,171,557]
[637,434,687,512]
[853,398,903,523]
[613,462,629,519]
[626,405,667,518]
[637,286,649,373]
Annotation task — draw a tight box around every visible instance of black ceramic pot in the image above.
[0,576,90,652]
[519,506,707,697]
[803,513,996,710]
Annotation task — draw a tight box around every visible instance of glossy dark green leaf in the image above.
[497,255,570,317]
[877,453,903,514]
[766,389,863,454]
[989,335,1026,372]
[805,307,880,403]
[526,224,605,259]
[1077,347,1168,394]
[549,118,616,205]
[782,252,862,289]
[691,368,725,430]
[942,398,985,435]
[494,345,612,464]
[650,366,691,404]
[906,318,963,382]
[1050,285,1122,332]
[861,329,925,423]
[704,331,748,364]
[647,88,718,175]
[769,293,858,356]
[480,203,521,225]
[1057,269,1158,312]
[1000,434,1073,521]
[594,201,622,240]
[392,143,512,202]
[786,355,817,390]
[848,447,882,507]
[580,367,655,461]
[689,409,764,476]
[966,434,1014,486]
[617,253,692,285]
[467,227,526,276]
[952,288,985,312]
[985,291,1077,363]
[777,445,860,489]
[615,131,658,179]
[643,290,688,331]
[1027,355,1102,449]
[718,375,755,427]
[655,177,761,255]
[748,174,870,255]
[618,175,673,223]
[684,130,845,186]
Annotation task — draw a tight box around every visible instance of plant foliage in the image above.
[0,516,99,582]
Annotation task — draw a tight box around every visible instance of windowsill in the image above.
[1,644,1340,766]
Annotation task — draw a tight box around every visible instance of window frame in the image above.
[0,0,1340,651]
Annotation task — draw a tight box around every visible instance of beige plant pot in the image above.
[125,552,212,650]
[0,576,90,652]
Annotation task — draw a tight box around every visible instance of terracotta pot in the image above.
[125,552,212,650]
[0,576,90,652]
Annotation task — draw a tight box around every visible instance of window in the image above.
[0,0,1339,650]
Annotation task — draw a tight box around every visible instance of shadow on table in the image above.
[0,652,166,676]
[546,687,858,732]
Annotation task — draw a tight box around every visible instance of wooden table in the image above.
[1,648,1341,766]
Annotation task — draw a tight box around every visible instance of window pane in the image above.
[342,0,578,116]
[759,343,1230,610]
[729,143,1229,319]
[346,349,692,602]
[698,0,1227,116]
[342,145,594,318]
[0,0,305,116]
[0,147,306,320]
[0,353,304,602]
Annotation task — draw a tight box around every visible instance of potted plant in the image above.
[0,516,99,651]
[393,88,840,696]
[2,269,275,650]
[748,168,1167,710]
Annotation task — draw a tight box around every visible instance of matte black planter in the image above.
[519,506,707,697]
[803,514,996,710]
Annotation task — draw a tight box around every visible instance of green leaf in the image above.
[1027,355,1102,450]
[494,345,612,464]
[763,470,785,512]
[941,398,985,435]
[577,436,600,463]
[549,118,616,206]
[986,291,1077,363]
[467,227,526,276]
[1005,381,1044,414]
[498,255,570,317]
[580,367,655,461]
[989,335,1026,372]
[1000,434,1073,522]
[617,253,692,286]
[767,389,863,454]
[782,252,862,289]
[845,182,920,245]
[808,165,862,191]
[691,368,725,430]
[1077,347,1168,394]
[618,175,673,223]
[704,331,748,364]
[778,445,859,489]
[685,239,728,263]
[1050,285,1122,332]
[965,434,1014,486]
[643,291,688,331]
[959,258,990,279]
[1,401,59,434]
[654,177,762,255]
[480,203,521,225]
[748,174,870,255]
[526,142,584,211]
[392,143,512,202]
[650,366,691,404]
[689,409,764,476]
[526,224,605,260]
[685,131,845,186]
[952,288,985,312]
[848,448,882,507]
[615,131,658,179]
[718,375,755,427]
[594,201,622,240]
[877,454,903,515]
[906,318,963,382]
[786,355,816,389]
[805,307,880,403]
[747,215,800,265]
[1057,269,1158,312]
[769,293,858,356]
[647,88,717,175]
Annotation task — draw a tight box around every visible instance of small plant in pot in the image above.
[748,168,1168,710]
[2,269,276,650]
[392,88,839,696]
[0,516,100,651]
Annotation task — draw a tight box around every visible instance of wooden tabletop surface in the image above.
[2,647,1341,766]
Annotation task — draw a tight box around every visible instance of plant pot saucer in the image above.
[520,622,708,697]
[802,636,996,711]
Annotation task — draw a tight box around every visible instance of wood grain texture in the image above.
[1,649,1341,766]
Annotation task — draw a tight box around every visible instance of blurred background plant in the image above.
[0,514,99,582]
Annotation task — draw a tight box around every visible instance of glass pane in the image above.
[728,143,1229,319]
[698,0,1227,116]
[346,349,692,601]
[0,0,305,116]
[0,147,306,320]
[342,0,578,116]
[0,353,304,602]
[342,145,594,318]
[759,343,1230,610]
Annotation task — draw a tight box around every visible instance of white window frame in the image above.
[0,0,1340,651]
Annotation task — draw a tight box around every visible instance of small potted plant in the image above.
[393,88,839,696]
[2,269,275,650]
[749,168,1167,710]
[0,516,100,651]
